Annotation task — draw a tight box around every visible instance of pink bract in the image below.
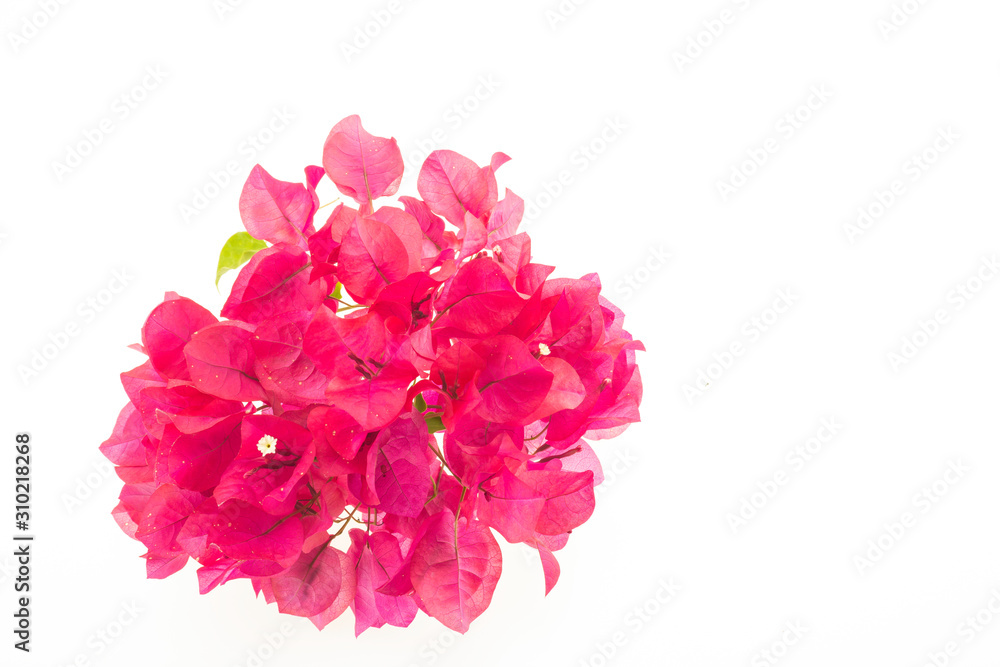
[103,115,643,635]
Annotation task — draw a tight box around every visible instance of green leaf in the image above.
[332,282,343,300]
[414,393,427,413]
[425,415,445,434]
[216,232,267,287]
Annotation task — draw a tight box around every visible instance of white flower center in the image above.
[257,435,278,456]
[538,343,551,356]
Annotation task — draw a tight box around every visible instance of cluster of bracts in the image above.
[102,116,643,634]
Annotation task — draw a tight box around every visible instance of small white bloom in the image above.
[257,435,278,456]
[538,343,551,356]
[492,245,502,254]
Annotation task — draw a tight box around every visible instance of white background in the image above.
[2,1,1000,665]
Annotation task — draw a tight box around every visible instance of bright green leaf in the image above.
[216,232,267,287]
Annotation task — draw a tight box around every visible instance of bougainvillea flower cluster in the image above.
[102,115,643,634]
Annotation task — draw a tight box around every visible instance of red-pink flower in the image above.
[102,115,643,635]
